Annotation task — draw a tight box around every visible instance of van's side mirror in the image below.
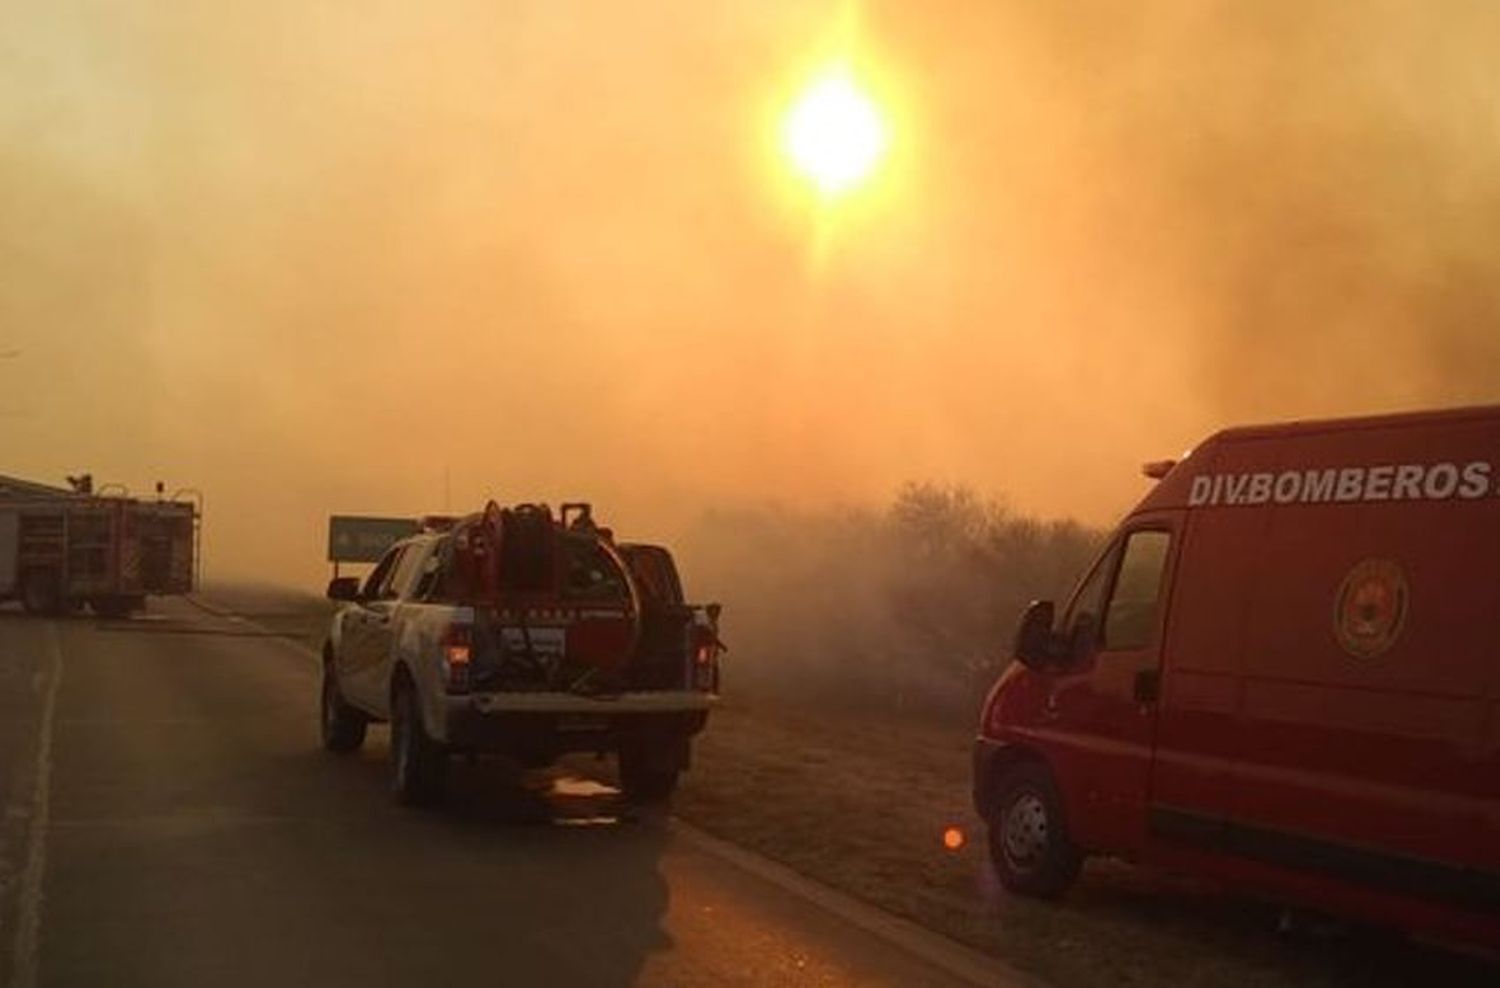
[327,576,361,602]
[1013,600,1057,668]
[705,602,722,623]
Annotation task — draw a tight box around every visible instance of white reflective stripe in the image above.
[468,690,715,714]
[1186,459,1498,507]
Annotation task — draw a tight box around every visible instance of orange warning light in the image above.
[942,826,965,851]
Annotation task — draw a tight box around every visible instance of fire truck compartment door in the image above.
[0,511,17,595]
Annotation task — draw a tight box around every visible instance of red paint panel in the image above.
[1150,447,1269,846]
[1229,417,1500,876]
[564,614,635,672]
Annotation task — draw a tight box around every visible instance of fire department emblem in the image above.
[1333,558,1408,658]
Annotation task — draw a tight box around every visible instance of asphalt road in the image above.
[0,599,1016,988]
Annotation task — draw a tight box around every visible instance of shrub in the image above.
[680,484,1103,717]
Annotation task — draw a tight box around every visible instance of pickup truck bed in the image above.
[320,504,722,806]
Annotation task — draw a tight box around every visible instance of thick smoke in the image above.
[2,1,1498,596]
[679,484,1100,714]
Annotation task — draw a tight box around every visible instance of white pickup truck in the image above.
[319,503,722,805]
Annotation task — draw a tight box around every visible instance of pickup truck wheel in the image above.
[320,664,367,753]
[987,761,1082,898]
[390,681,446,806]
[618,744,680,804]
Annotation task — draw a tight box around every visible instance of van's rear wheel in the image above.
[320,663,367,753]
[987,761,1081,898]
[390,680,446,806]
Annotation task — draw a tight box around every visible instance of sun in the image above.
[782,71,889,197]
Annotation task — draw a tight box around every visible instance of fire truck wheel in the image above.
[320,662,367,753]
[390,680,446,806]
[618,743,681,804]
[987,760,1082,898]
[19,569,62,616]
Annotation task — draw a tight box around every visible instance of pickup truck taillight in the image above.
[443,624,473,693]
[690,625,720,692]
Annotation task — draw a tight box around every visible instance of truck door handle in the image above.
[1133,669,1161,704]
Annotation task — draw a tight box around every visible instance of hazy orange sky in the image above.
[4,2,1499,583]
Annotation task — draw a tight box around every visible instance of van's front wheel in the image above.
[987,761,1081,898]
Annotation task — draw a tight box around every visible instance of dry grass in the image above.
[674,699,1499,988]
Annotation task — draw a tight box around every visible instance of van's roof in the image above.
[1135,403,1500,514]
[1206,402,1500,444]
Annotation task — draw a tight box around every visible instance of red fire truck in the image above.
[975,405,1500,948]
[0,474,199,617]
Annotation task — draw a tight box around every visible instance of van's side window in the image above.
[1101,530,1171,651]
[1060,542,1118,655]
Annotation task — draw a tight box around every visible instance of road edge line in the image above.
[183,594,322,670]
[669,820,1043,988]
[12,622,64,988]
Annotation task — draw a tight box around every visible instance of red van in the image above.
[973,405,1500,948]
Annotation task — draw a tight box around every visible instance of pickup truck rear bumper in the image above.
[466,690,715,715]
[442,690,715,752]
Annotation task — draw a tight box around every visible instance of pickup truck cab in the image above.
[320,502,721,805]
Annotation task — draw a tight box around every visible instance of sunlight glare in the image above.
[782,72,888,197]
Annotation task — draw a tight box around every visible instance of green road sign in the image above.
[327,515,420,563]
